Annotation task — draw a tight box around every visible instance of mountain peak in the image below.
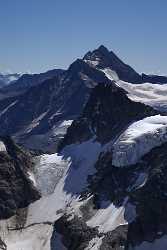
[83,45,142,83]
[83,45,109,61]
[97,45,109,54]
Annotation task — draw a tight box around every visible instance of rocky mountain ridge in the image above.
[0,73,21,88]
[0,45,167,152]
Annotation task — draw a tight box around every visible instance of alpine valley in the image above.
[0,45,167,250]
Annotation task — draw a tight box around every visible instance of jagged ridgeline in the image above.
[0,46,166,153]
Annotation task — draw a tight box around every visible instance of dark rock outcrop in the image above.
[52,214,128,250]
[84,45,142,83]
[0,137,40,219]
[52,215,100,250]
[84,141,167,248]
[142,73,167,84]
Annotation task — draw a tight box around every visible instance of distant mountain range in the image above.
[0,72,21,87]
[0,69,64,99]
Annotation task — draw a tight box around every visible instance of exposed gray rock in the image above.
[0,136,40,219]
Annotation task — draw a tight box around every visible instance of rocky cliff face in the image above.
[84,141,167,249]
[142,73,167,84]
[84,45,142,84]
[0,137,40,220]
[59,82,158,150]
[50,82,167,249]
[52,141,167,249]
[84,46,167,85]
[0,59,112,152]
[2,69,64,96]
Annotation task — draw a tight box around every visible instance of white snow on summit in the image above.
[84,58,100,67]
[112,115,167,167]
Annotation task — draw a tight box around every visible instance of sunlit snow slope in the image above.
[103,68,167,112]
[117,81,167,112]
[112,115,167,167]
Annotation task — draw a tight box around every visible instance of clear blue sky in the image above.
[0,0,167,74]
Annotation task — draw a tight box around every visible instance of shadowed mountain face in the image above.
[84,45,167,84]
[0,69,64,98]
[0,137,40,220]
[52,83,167,250]
[54,142,167,249]
[59,83,158,150]
[4,69,64,91]
[84,45,143,83]
[142,73,167,84]
[0,59,112,151]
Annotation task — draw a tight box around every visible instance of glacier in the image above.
[112,115,167,167]
[0,139,102,250]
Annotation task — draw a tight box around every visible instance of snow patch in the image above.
[27,171,37,187]
[0,100,18,117]
[52,120,73,136]
[101,68,119,81]
[0,141,6,152]
[85,236,104,250]
[34,153,68,195]
[21,120,73,152]
[130,172,148,190]
[84,59,100,67]
[25,112,48,133]
[87,197,136,233]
